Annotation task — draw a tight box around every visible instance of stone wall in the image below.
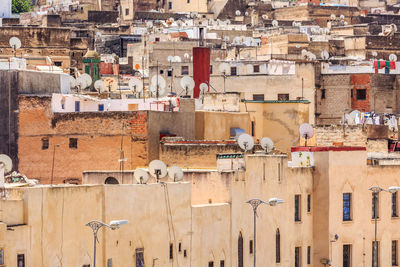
[315,125,367,147]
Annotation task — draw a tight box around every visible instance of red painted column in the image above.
[192,47,210,98]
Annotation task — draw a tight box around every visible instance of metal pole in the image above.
[253,208,257,267]
[93,231,97,267]
[374,192,377,267]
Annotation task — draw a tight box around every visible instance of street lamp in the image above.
[246,198,284,267]
[86,220,128,267]
[369,186,400,267]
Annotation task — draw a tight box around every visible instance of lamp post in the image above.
[86,220,128,267]
[246,198,284,267]
[369,186,400,267]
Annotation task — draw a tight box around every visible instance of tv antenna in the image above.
[150,75,166,98]
[180,76,195,97]
[260,137,274,153]
[168,166,184,182]
[219,63,230,93]
[299,123,314,147]
[238,133,254,153]
[149,160,167,182]
[9,37,21,57]
[128,77,143,96]
[134,169,149,184]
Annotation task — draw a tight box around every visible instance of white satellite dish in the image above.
[77,73,92,89]
[184,53,190,60]
[272,20,279,27]
[150,84,166,97]
[173,55,182,62]
[389,54,397,61]
[245,11,249,16]
[0,154,13,173]
[128,77,143,93]
[94,80,103,92]
[299,123,314,146]
[149,160,167,182]
[301,49,308,57]
[199,82,208,94]
[238,133,254,152]
[9,37,22,51]
[151,75,166,90]
[134,169,149,184]
[330,14,336,20]
[372,51,378,57]
[235,10,241,16]
[219,63,230,74]
[168,166,184,182]
[180,76,195,96]
[349,110,361,124]
[95,32,102,38]
[340,14,345,20]
[321,50,329,60]
[260,137,274,153]
[167,55,174,62]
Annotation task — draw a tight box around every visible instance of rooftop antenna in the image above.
[299,123,314,147]
[128,77,143,97]
[260,137,274,153]
[149,160,167,183]
[168,166,184,182]
[134,169,149,184]
[150,75,166,99]
[179,76,195,97]
[219,63,230,93]
[238,133,254,153]
[9,37,21,57]
[0,154,12,188]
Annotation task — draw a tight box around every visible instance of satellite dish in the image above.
[167,55,174,62]
[0,154,13,173]
[95,32,102,38]
[372,51,378,57]
[238,133,254,152]
[301,49,308,57]
[199,82,208,94]
[180,76,195,95]
[134,169,149,184]
[299,123,314,146]
[128,77,143,93]
[168,166,184,182]
[245,11,249,16]
[389,54,397,61]
[219,63,230,74]
[340,14,345,20]
[260,137,274,153]
[77,74,92,89]
[330,14,336,20]
[149,160,167,182]
[235,10,241,16]
[150,84,166,97]
[173,55,182,62]
[94,80,103,92]
[151,75,166,90]
[321,50,329,60]
[184,53,190,60]
[349,110,361,124]
[9,37,22,50]
[272,20,278,27]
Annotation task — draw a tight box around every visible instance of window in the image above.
[107,258,113,267]
[183,250,187,258]
[136,248,144,267]
[169,243,173,260]
[83,265,90,267]
[155,37,160,42]
[187,0,190,3]
[208,262,214,267]
[321,89,326,99]
[351,89,353,98]
[238,233,243,267]
[307,246,311,265]
[372,192,379,219]
[210,65,213,74]
[307,194,311,213]
[251,121,255,137]
[17,254,25,267]
[167,69,172,77]
[0,248,4,266]
[295,247,301,267]
[168,2,172,9]
[181,66,189,75]
[253,65,260,73]
[343,193,352,221]
[54,61,62,67]
[42,138,49,150]
[220,260,224,267]
[98,104,104,111]
[159,69,164,75]
[343,244,351,267]
[276,229,280,263]
[393,240,398,266]
[249,240,253,254]
[278,94,289,101]
[230,66,237,76]
[295,195,301,222]
[75,101,80,112]
[372,241,380,267]
[69,138,78,149]
[393,192,398,217]
[356,89,367,100]
[252,94,264,101]
[125,8,129,15]
[178,242,182,252]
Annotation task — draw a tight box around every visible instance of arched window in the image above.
[105,177,119,184]
[238,232,243,267]
[276,229,280,263]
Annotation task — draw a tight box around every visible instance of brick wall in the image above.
[315,125,367,147]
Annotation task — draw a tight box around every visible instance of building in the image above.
[0,0,11,18]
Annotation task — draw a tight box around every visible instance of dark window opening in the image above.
[183,250,187,258]
[321,89,326,99]
[351,89,353,98]
[187,0,190,3]
[276,229,280,263]
[69,138,78,149]
[238,233,243,267]
[168,2,172,9]
[307,194,311,213]
[295,195,301,222]
[17,254,25,267]
[372,192,379,219]
[136,248,144,267]
[105,177,119,184]
[372,241,380,267]
[75,101,80,112]
[169,243,173,260]
[220,260,225,267]
[54,61,62,67]
[393,240,398,266]
[295,247,301,267]
[125,8,129,15]
[98,104,104,111]
[251,121,255,137]
[356,89,367,100]
[83,265,90,267]
[210,65,213,74]
[155,37,160,42]
[278,94,289,101]
[249,240,253,254]
[181,66,189,75]
[231,66,237,76]
[178,242,182,252]
[253,65,260,73]
[208,262,214,267]
[42,138,49,150]
[167,69,172,77]
[107,258,113,267]
[307,246,311,264]
[343,244,351,267]
[393,192,398,218]
[253,94,264,101]
[343,193,352,221]
[160,69,164,75]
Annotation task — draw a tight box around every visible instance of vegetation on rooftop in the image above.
[12,0,32,14]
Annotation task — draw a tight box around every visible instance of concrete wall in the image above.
[0,0,11,18]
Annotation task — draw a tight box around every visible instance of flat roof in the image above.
[292,146,366,152]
